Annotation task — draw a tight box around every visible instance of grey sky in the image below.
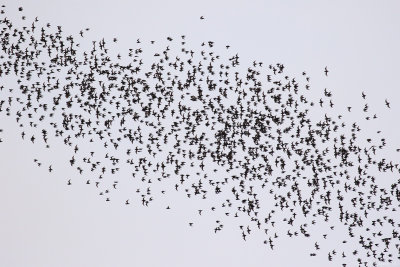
[1,1,400,267]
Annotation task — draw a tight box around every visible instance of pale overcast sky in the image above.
[1,1,400,267]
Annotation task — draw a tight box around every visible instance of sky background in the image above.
[1,0,400,266]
